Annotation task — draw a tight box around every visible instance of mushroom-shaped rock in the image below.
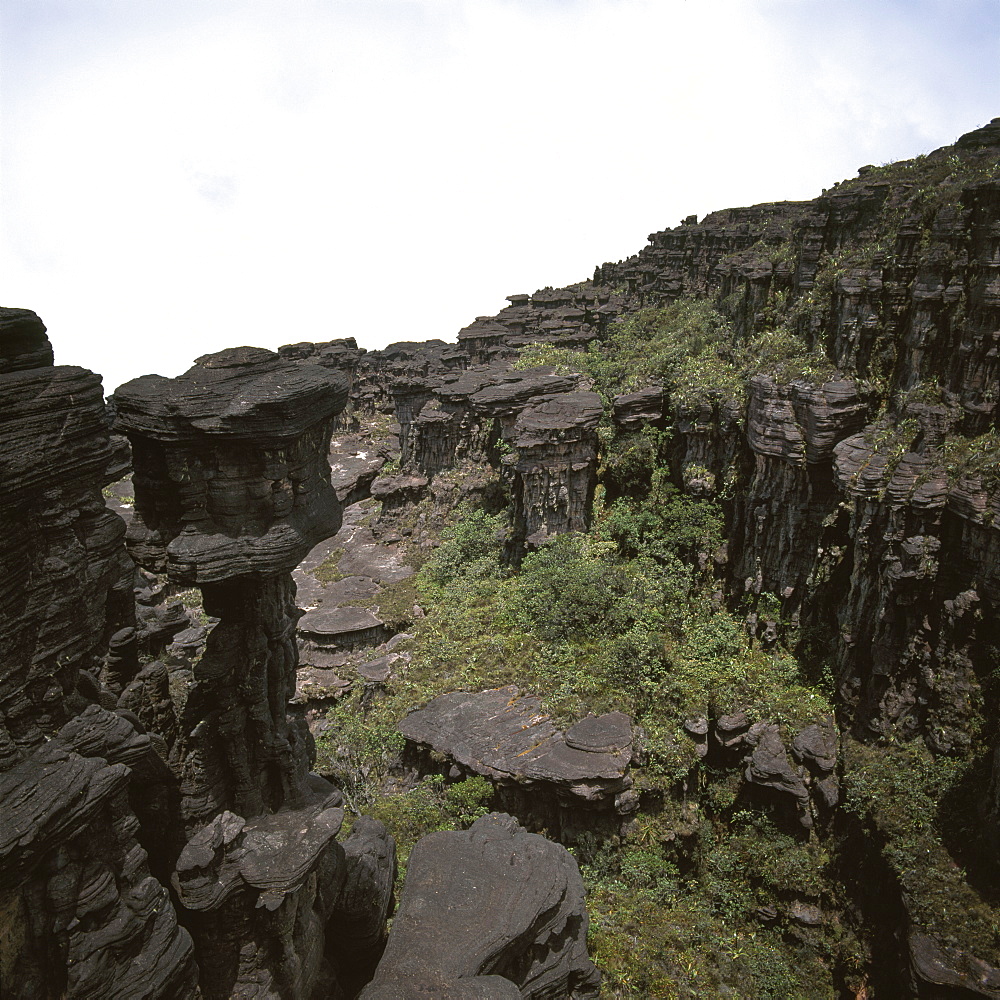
[360,813,600,1000]
[114,346,349,583]
[299,605,388,650]
[114,348,387,998]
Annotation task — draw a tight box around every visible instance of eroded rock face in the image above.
[0,309,197,999]
[391,364,603,549]
[359,813,601,1000]
[1,308,136,756]
[456,284,622,365]
[115,347,395,998]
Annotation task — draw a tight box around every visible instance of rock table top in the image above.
[114,346,348,441]
[399,686,632,805]
[298,606,385,640]
[114,347,350,582]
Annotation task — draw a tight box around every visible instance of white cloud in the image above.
[2,0,997,392]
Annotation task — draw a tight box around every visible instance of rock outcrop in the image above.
[456,285,624,364]
[389,364,603,549]
[114,347,395,998]
[0,308,198,999]
[399,687,636,839]
[359,812,601,1000]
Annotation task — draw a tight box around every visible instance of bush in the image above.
[420,505,508,588]
[600,485,723,565]
[315,692,404,811]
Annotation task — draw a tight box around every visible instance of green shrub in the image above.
[443,775,493,826]
[312,547,346,584]
[513,343,588,375]
[420,505,508,589]
[315,692,404,811]
[600,486,723,564]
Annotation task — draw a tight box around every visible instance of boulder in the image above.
[360,813,600,999]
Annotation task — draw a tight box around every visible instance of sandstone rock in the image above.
[743,721,812,826]
[299,606,388,650]
[612,386,666,430]
[509,390,604,547]
[908,930,1000,999]
[359,813,600,1000]
[327,816,398,991]
[115,346,349,583]
[0,312,194,998]
[399,687,632,812]
[115,345,395,997]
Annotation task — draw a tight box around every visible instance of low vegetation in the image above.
[316,138,1000,996]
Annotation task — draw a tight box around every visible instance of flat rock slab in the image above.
[336,533,415,585]
[322,575,382,604]
[565,712,632,753]
[297,642,349,671]
[399,686,632,805]
[299,606,386,643]
[355,653,402,684]
[328,436,386,503]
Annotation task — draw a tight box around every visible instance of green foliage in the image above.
[315,691,404,811]
[369,776,453,857]
[442,775,493,825]
[583,826,842,999]
[420,505,508,589]
[940,430,1000,492]
[169,588,210,625]
[600,425,672,498]
[102,478,135,503]
[367,774,494,862]
[744,327,839,384]
[505,533,663,642]
[591,298,743,408]
[512,342,588,375]
[312,547,346,584]
[346,574,421,632]
[842,738,1000,959]
[599,483,723,565]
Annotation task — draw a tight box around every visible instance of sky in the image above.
[2,0,999,394]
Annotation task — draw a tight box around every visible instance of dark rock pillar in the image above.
[115,347,391,998]
[115,346,348,827]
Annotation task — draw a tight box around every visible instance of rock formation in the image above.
[0,308,198,999]
[114,346,398,998]
[6,118,1000,1000]
[388,364,603,549]
[358,813,601,1000]
[400,687,636,838]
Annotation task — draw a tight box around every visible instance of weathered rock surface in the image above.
[456,284,623,365]
[1,308,136,755]
[115,346,396,998]
[0,311,197,999]
[359,812,600,1000]
[399,687,634,838]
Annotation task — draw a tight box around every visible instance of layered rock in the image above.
[1,307,136,754]
[399,687,636,839]
[359,812,601,1000]
[457,284,623,364]
[115,347,395,997]
[390,364,603,548]
[0,308,197,999]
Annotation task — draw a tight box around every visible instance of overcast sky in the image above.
[2,0,999,393]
